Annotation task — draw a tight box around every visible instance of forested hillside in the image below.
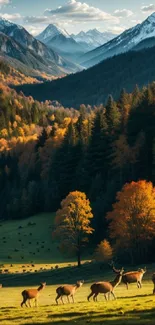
[15,46,155,107]
[1,82,155,259]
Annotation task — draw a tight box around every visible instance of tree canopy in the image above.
[54,191,94,267]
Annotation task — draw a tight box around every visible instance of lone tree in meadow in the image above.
[54,191,94,267]
[107,180,155,263]
[94,239,113,264]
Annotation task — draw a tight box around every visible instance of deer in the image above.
[111,263,146,289]
[55,280,84,304]
[87,268,124,302]
[152,273,155,294]
[21,282,46,307]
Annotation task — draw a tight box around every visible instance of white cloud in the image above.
[0,0,10,8]
[1,13,21,21]
[114,9,133,18]
[24,16,49,24]
[44,0,119,23]
[141,4,155,12]
[0,0,10,4]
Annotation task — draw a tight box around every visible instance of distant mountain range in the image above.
[2,12,155,80]
[72,29,116,51]
[79,12,155,68]
[36,24,86,60]
[36,24,116,61]
[0,18,80,76]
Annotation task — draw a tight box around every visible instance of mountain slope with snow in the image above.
[79,12,155,68]
[72,29,116,50]
[0,18,81,75]
[37,24,85,59]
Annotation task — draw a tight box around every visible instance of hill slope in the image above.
[15,45,155,107]
[0,213,65,263]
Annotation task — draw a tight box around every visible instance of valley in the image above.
[1,3,155,325]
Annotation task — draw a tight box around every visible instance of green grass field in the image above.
[0,214,155,324]
[0,280,155,325]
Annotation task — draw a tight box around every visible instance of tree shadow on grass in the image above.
[22,307,155,325]
[0,316,32,322]
[119,293,153,299]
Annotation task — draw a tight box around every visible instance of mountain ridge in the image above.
[79,12,155,68]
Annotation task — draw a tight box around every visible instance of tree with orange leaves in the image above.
[94,239,113,264]
[54,191,94,267]
[107,180,155,262]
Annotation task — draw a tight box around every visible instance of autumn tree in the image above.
[54,191,94,267]
[107,180,155,263]
[94,239,113,264]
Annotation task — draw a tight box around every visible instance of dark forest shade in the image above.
[15,46,155,107]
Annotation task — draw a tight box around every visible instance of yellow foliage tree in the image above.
[54,191,94,267]
[107,180,155,262]
[94,240,113,263]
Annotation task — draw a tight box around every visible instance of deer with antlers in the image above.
[56,280,84,304]
[111,262,146,289]
[87,268,124,302]
[21,282,46,307]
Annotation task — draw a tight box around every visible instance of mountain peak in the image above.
[37,23,70,42]
[0,16,14,27]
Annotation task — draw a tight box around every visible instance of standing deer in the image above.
[87,268,124,302]
[112,263,146,289]
[56,280,84,304]
[152,273,155,294]
[21,282,46,307]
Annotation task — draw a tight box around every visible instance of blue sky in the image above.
[0,0,155,35]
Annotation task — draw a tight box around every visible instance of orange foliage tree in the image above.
[94,239,113,263]
[54,191,94,267]
[107,180,155,262]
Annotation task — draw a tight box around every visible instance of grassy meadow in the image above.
[0,279,155,325]
[0,214,155,325]
[0,213,87,271]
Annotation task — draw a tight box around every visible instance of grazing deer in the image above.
[87,268,124,302]
[152,273,155,294]
[56,280,84,304]
[112,263,146,289]
[21,282,46,307]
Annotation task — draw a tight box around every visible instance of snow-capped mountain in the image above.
[37,24,86,60]
[0,17,81,75]
[79,12,155,68]
[72,29,116,50]
[37,24,70,43]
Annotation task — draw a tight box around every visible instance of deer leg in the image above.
[25,299,28,307]
[93,293,98,302]
[71,295,74,303]
[28,300,31,308]
[104,294,108,301]
[87,292,94,302]
[126,283,129,290]
[56,294,60,305]
[67,296,70,303]
[35,298,38,307]
[106,292,111,301]
[61,296,64,305]
[111,291,116,300]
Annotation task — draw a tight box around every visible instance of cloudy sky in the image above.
[0,0,155,35]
